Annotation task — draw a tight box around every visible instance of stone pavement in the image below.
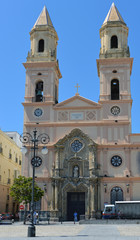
[1,221,140,239]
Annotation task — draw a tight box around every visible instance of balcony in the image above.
[32,96,46,102]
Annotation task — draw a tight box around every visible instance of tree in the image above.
[10,175,44,223]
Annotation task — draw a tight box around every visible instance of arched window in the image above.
[0,143,2,153]
[111,35,118,48]
[73,165,79,177]
[9,150,12,159]
[111,186,123,204]
[38,39,44,52]
[35,81,43,102]
[111,79,119,100]
[55,85,58,104]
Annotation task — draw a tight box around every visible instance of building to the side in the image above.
[5,132,22,148]
[22,3,140,220]
[0,130,22,213]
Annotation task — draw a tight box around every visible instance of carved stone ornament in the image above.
[58,111,68,121]
[86,111,96,120]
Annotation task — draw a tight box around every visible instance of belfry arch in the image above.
[111,79,119,100]
[111,35,118,48]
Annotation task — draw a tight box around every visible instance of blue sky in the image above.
[0,0,140,134]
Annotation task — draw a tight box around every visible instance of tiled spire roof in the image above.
[33,6,54,29]
[103,3,125,25]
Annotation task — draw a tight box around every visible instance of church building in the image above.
[22,3,140,220]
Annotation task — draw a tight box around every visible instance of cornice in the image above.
[98,99,133,104]
[22,101,54,106]
[23,61,62,79]
[24,120,130,127]
[96,58,133,77]
[53,106,101,110]
[101,177,140,182]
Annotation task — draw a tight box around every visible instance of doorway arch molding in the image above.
[61,182,88,220]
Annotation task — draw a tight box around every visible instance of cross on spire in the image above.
[75,83,80,95]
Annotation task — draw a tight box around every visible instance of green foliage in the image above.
[10,175,44,204]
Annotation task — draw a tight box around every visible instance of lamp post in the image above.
[20,128,50,237]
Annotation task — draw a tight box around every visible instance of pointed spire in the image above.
[103,3,125,25]
[33,6,54,29]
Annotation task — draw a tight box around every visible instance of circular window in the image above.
[34,108,43,117]
[31,156,42,167]
[71,140,83,153]
[111,155,122,167]
[111,106,120,116]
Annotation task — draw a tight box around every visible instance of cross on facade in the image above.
[75,83,80,94]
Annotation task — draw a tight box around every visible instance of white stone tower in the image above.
[22,6,61,198]
[97,3,133,143]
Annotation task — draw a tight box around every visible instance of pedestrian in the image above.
[118,210,121,219]
[36,211,39,224]
[27,213,31,222]
[33,211,37,225]
[74,211,78,224]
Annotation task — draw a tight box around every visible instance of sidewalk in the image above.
[0,221,84,238]
[1,221,140,239]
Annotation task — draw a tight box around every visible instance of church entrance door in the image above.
[67,192,85,221]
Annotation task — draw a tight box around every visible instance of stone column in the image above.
[55,180,58,210]
[86,188,90,216]
[90,182,95,216]
[55,150,59,177]
[124,148,130,176]
[51,181,55,210]
[97,181,101,211]
[103,149,108,176]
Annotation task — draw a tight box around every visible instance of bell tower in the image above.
[27,6,58,63]
[22,6,61,178]
[99,3,130,59]
[97,3,133,138]
[23,6,61,106]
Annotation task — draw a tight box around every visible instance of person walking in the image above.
[36,211,39,224]
[33,211,37,225]
[74,211,78,224]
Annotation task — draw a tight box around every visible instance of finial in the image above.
[75,83,80,95]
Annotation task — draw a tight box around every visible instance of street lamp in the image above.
[20,128,50,237]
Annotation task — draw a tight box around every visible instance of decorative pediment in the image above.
[62,181,88,192]
[55,128,97,148]
[54,128,98,180]
[54,95,101,109]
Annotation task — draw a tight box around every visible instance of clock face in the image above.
[34,108,43,117]
[31,156,42,167]
[111,155,122,167]
[71,139,83,152]
[111,106,120,116]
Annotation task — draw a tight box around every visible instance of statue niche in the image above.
[73,165,79,177]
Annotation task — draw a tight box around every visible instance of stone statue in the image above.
[73,166,79,177]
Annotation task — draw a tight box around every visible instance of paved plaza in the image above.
[1,222,140,240]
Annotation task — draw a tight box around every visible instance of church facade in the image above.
[22,3,140,220]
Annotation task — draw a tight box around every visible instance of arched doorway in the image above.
[67,192,85,221]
